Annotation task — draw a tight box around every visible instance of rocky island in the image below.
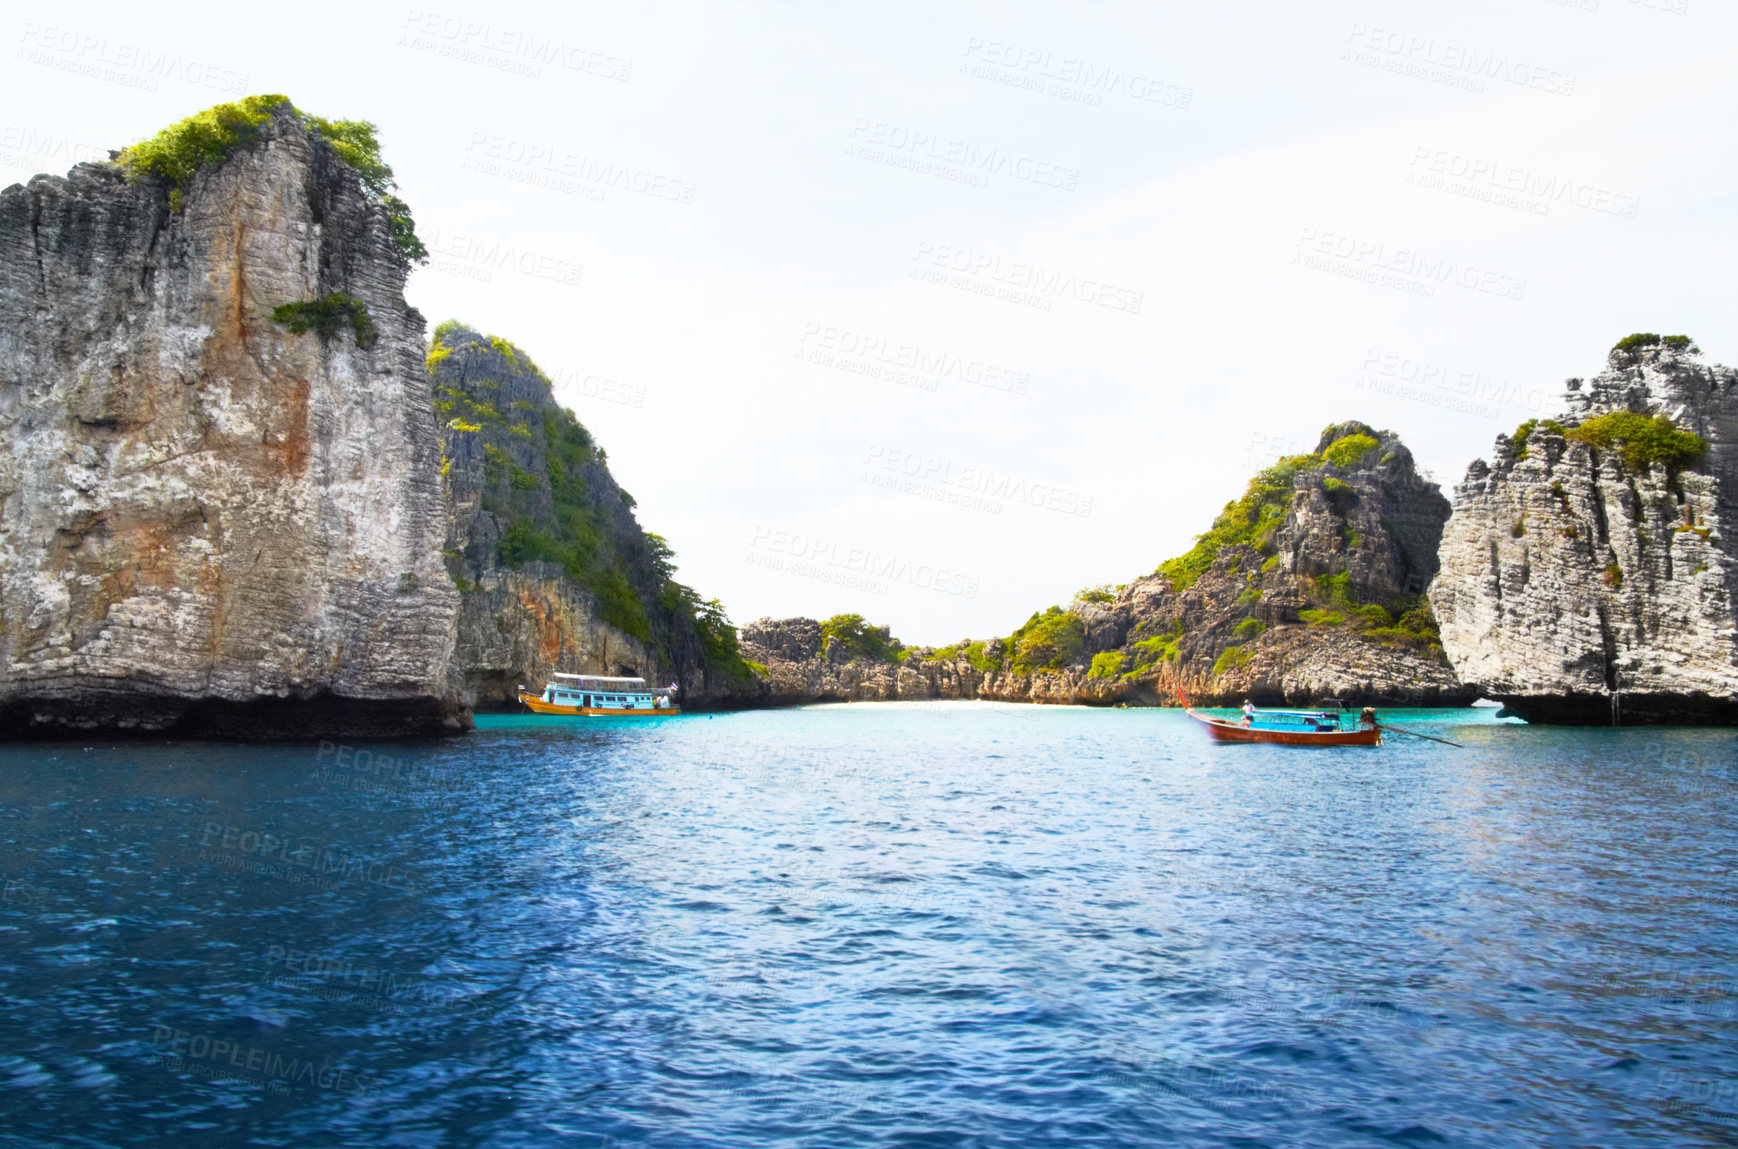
[743,422,1475,708]
[1431,335,1738,724]
[433,322,763,710]
[0,97,464,738]
[6,95,1735,734]
[0,97,759,738]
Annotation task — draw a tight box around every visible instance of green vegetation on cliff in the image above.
[819,614,904,662]
[1008,607,1085,673]
[116,95,426,263]
[930,640,1002,673]
[1511,409,1706,474]
[1155,455,1303,590]
[271,292,377,350]
[1322,433,1379,469]
[434,322,751,682]
[1153,424,1396,592]
[1088,651,1128,678]
[1509,418,1566,460]
[1567,411,1705,473]
[1611,332,1699,359]
[116,94,287,198]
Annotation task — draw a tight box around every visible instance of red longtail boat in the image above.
[1186,702,1382,746]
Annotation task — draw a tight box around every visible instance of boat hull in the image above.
[518,693,681,717]
[1187,709,1379,746]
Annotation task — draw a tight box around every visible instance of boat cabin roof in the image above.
[551,674,648,687]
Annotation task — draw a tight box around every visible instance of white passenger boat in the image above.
[517,674,680,716]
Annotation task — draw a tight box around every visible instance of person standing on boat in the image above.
[1241,700,1256,727]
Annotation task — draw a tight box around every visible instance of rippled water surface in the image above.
[2,704,1736,1147]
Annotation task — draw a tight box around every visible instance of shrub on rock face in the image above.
[1088,651,1128,679]
[1322,433,1379,469]
[1611,332,1700,359]
[1156,458,1302,590]
[271,292,377,350]
[819,614,902,662]
[1566,411,1705,473]
[1008,607,1085,673]
[1211,645,1252,675]
[116,95,427,264]
[116,94,290,194]
[1510,418,1567,460]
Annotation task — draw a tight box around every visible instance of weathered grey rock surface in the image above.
[744,423,1474,708]
[1431,343,1738,723]
[0,108,465,737]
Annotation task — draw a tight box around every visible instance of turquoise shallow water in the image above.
[1,704,1736,1147]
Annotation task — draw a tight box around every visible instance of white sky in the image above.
[5,1,1733,644]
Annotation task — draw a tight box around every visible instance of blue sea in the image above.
[1,704,1735,1147]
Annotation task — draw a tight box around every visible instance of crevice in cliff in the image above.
[1594,601,1618,694]
[1588,455,1611,546]
[29,191,49,305]
[139,190,172,300]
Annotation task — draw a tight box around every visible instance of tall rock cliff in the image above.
[743,422,1473,707]
[0,100,465,737]
[432,324,764,708]
[1431,336,1738,723]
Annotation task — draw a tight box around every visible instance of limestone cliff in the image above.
[743,423,1473,707]
[0,101,464,737]
[433,325,764,708]
[1431,336,1738,723]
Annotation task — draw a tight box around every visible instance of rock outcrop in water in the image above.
[1431,336,1738,724]
[433,324,764,708]
[743,423,1474,707]
[0,100,465,738]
